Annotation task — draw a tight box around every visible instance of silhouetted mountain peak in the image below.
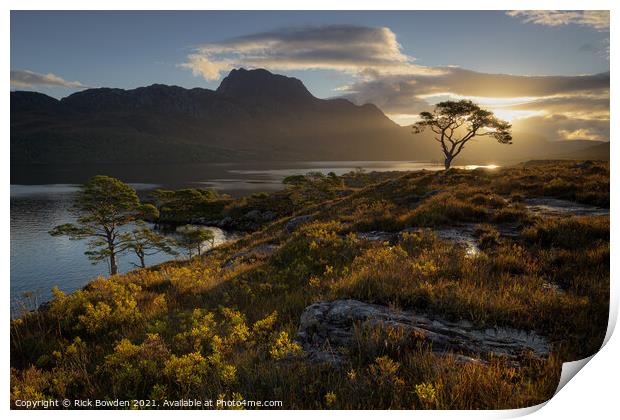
[216,68,314,102]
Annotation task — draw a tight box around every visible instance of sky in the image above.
[10,10,610,141]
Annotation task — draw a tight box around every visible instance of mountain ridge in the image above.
[11,68,427,165]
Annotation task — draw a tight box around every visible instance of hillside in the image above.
[11,161,609,409]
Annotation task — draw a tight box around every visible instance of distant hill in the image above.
[10,68,604,165]
[554,142,610,161]
[456,133,608,164]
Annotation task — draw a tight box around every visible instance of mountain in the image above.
[11,68,430,165]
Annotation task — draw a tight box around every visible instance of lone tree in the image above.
[50,176,158,275]
[176,225,216,259]
[125,225,178,268]
[413,100,512,169]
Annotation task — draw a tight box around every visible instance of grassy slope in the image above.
[11,161,609,409]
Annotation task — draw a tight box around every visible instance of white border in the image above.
[3,1,617,419]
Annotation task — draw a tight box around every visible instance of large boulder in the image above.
[296,300,550,366]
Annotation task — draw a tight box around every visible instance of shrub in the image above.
[403,192,488,226]
[523,216,609,250]
[163,352,209,396]
[272,221,361,282]
[102,334,170,398]
[469,193,506,208]
[351,200,404,232]
[269,331,302,360]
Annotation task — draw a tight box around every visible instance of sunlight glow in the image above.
[490,109,546,122]
[418,93,548,122]
[462,164,500,170]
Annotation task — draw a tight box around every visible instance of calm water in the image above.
[11,161,491,311]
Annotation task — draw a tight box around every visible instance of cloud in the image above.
[512,114,609,141]
[10,70,87,89]
[507,10,610,31]
[339,69,609,112]
[340,68,609,139]
[504,94,609,119]
[180,25,440,81]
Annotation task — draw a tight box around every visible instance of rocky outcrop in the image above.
[224,243,279,269]
[296,300,550,366]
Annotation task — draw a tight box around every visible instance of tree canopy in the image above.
[50,176,158,275]
[413,100,512,169]
[176,225,216,259]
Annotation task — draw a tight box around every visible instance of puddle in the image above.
[524,198,609,217]
[432,228,480,256]
[358,227,481,256]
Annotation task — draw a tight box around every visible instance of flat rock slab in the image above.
[296,300,550,365]
[224,243,279,269]
[524,198,609,217]
[356,231,399,243]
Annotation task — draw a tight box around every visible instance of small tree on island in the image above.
[176,225,216,259]
[50,176,159,275]
[413,100,512,170]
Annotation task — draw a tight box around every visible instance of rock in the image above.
[219,216,234,227]
[247,243,279,257]
[242,209,277,223]
[356,231,398,243]
[243,209,263,221]
[262,211,278,221]
[285,215,313,232]
[224,243,279,269]
[524,198,609,217]
[296,300,550,366]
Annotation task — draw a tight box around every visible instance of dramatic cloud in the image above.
[339,69,609,111]
[507,10,610,31]
[180,25,440,80]
[10,69,87,89]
